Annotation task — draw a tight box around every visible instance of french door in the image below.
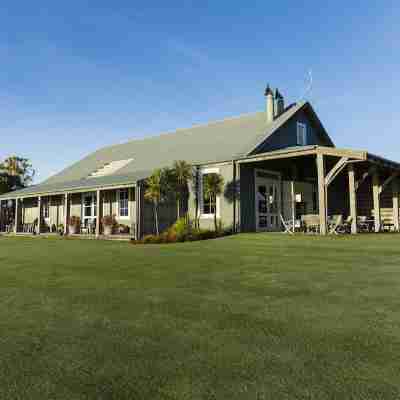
[255,169,281,231]
[81,193,97,227]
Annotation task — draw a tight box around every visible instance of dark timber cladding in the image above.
[236,145,400,235]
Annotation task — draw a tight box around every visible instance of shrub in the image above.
[143,235,157,244]
[172,218,192,240]
[166,229,177,243]
[68,216,81,228]
[134,223,230,245]
[117,224,130,234]
[198,229,217,240]
[102,215,117,227]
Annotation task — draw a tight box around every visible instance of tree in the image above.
[171,160,193,220]
[203,173,224,231]
[0,156,35,193]
[144,168,170,235]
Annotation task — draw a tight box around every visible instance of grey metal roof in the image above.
[0,101,323,199]
[0,173,146,199]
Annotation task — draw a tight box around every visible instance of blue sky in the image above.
[1,1,399,182]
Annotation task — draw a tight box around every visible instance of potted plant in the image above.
[117,224,130,234]
[68,216,81,234]
[102,215,117,236]
[57,224,64,236]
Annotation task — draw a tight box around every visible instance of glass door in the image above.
[82,193,97,229]
[267,181,280,230]
[255,170,281,232]
[256,184,268,231]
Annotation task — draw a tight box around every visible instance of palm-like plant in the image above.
[144,169,163,235]
[171,160,193,220]
[203,173,224,231]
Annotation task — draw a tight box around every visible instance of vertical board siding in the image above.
[240,164,255,232]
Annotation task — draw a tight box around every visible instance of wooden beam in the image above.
[393,179,399,232]
[379,172,399,194]
[372,172,381,233]
[316,153,327,235]
[325,157,349,187]
[63,193,69,235]
[348,164,357,234]
[237,148,318,164]
[316,146,366,160]
[96,189,101,238]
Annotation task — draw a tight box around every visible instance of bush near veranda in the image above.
[133,218,232,245]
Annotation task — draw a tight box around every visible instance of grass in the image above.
[1,234,400,399]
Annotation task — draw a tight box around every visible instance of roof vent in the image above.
[88,159,133,178]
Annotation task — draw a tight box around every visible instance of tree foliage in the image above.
[203,173,224,231]
[144,168,171,235]
[171,160,193,219]
[0,156,35,194]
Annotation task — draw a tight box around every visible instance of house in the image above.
[1,86,400,238]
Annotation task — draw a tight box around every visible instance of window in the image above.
[118,189,129,218]
[200,168,220,218]
[83,195,93,217]
[202,174,217,215]
[297,122,307,146]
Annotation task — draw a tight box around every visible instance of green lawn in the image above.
[1,234,400,399]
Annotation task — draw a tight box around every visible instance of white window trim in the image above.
[81,192,97,223]
[297,122,307,146]
[117,188,130,219]
[254,169,282,232]
[199,167,221,219]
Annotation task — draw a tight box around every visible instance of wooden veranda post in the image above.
[372,171,381,233]
[96,189,101,238]
[316,153,327,235]
[14,199,19,234]
[37,196,42,235]
[290,164,298,234]
[63,193,69,235]
[348,164,357,234]
[392,179,399,232]
[135,183,142,240]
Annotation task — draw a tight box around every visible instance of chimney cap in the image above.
[264,84,273,96]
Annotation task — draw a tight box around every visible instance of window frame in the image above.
[117,188,130,219]
[199,167,221,219]
[296,122,307,146]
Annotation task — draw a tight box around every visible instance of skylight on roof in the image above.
[88,159,133,178]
